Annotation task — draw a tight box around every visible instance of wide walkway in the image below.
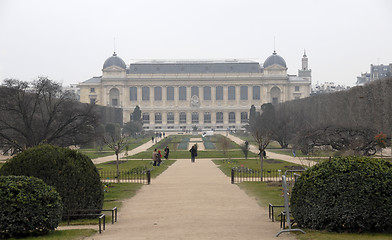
[84,159,295,240]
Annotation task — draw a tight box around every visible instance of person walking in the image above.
[189,145,197,163]
[152,149,158,166]
[157,150,162,166]
[164,146,170,160]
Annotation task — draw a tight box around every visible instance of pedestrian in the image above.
[157,150,162,166]
[152,149,158,166]
[189,145,197,163]
[292,149,296,157]
[151,136,154,143]
[164,146,170,160]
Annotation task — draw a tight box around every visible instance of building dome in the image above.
[103,52,126,69]
[263,51,287,68]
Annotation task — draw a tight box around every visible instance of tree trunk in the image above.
[116,153,120,183]
[260,152,264,182]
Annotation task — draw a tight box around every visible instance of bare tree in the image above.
[104,134,129,183]
[249,103,274,181]
[0,77,99,154]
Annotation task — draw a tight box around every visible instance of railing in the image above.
[99,169,151,184]
[64,208,118,234]
[231,168,304,183]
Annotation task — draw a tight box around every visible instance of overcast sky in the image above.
[0,0,391,87]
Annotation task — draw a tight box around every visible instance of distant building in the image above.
[356,63,392,85]
[62,84,80,100]
[312,82,350,94]
[78,51,311,131]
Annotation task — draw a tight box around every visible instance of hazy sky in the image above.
[0,0,391,87]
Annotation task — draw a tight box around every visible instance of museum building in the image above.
[79,51,311,131]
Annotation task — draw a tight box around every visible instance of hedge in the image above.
[291,156,392,232]
[0,144,104,218]
[0,176,62,238]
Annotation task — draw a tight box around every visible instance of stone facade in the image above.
[79,51,311,131]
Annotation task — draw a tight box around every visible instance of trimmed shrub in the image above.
[0,176,62,239]
[0,144,104,217]
[291,156,392,232]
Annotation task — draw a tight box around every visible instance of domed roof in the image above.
[103,52,126,69]
[263,51,287,68]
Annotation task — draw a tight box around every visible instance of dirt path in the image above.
[82,159,296,240]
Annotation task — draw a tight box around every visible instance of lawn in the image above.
[213,158,302,177]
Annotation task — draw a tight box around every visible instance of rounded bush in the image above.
[0,176,62,239]
[0,144,104,217]
[291,156,392,232]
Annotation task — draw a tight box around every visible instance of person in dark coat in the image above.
[152,149,158,166]
[164,146,170,160]
[189,145,197,163]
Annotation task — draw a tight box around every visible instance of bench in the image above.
[268,203,284,222]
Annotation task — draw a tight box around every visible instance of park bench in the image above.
[268,203,284,222]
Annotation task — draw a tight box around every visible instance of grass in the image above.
[8,229,96,240]
[96,160,175,178]
[295,230,392,240]
[126,149,258,159]
[213,158,302,176]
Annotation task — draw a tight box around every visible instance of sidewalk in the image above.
[83,159,295,240]
[221,133,316,167]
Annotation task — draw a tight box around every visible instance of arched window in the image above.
[142,87,150,101]
[142,113,150,124]
[179,112,187,124]
[216,112,223,123]
[270,87,281,105]
[203,86,211,100]
[216,86,223,100]
[167,86,174,101]
[154,87,162,101]
[192,112,199,124]
[130,87,137,101]
[229,112,236,123]
[228,86,235,100]
[240,86,248,100]
[109,88,120,106]
[167,112,174,124]
[204,112,211,123]
[252,86,260,100]
[179,86,187,101]
[241,112,248,123]
[155,112,162,124]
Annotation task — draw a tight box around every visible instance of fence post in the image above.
[147,170,151,184]
[231,168,234,184]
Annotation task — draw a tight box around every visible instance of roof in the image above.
[82,76,102,83]
[127,59,261,74]
[263,51,287,68]
[103,52,126,69]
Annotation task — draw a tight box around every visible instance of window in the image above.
[272,97,278,105]
[191,86,199,97]
[167,86,174,101]
[90,98,96,104]
[112,99,118,106]
[240,86,248,100]
[130,87,137,101]
[154,87,162,101]
[192,112,199,124]
[155,112,162,124]
[142,87,150,101]
[167,112,174,124]
[295,86,300,92]
[203,86,211,100]
[204,112,211,123]
[252,86,260,100]
[216,112,223,123]
[241,112,248,123]
[142,113,150,124]
[216,86,223,100]
[179,112,187,124]
[229,112,236,123]
[228,86,235,100]
[179,86,187,101]
[90,88,95,93]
